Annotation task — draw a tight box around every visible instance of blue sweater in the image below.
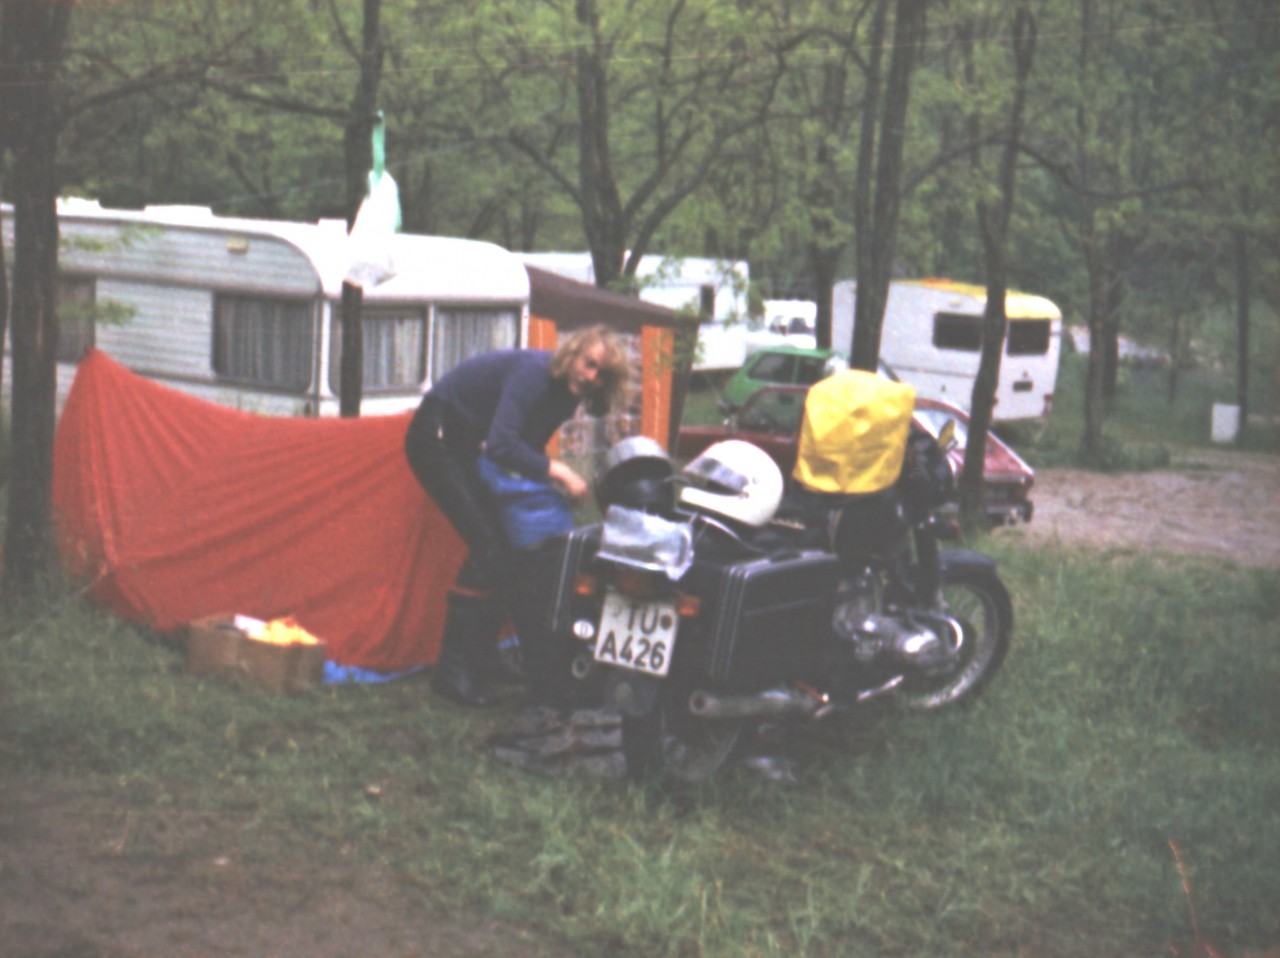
[428,349,579,480]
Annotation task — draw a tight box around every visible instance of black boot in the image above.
[432,592,502,707]
[507,550,598,712]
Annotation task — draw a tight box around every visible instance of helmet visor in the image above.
[684,456,748,494]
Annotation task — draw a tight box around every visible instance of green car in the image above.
[719,346,847,412]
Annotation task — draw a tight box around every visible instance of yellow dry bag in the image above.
[792,370,916,495]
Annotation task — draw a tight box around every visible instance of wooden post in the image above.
[339,280,364,418]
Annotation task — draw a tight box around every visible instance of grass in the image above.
[3,545,1278,957]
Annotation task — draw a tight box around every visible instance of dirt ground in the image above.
[996,448,1280,569]
[2,450,1277,958]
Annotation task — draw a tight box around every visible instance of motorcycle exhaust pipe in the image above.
[687,675,907,720]
[687,686,827,720]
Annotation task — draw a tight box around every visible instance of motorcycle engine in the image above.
[832,575,961,673]
[831,574,884,663]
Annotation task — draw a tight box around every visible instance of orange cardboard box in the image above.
[184,616,326,695]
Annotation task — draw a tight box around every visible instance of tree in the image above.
[1,1,254,597]
[957,6,1036,526]
[0,1,74,599]
[1188,0,1279,435]
[472,0,786,288]
[849,0,928,371]
[772,10,863,348]
[1012,0,1164,456]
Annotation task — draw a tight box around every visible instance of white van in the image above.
[740,299,818,357]
[833,278,1062,422]
[2,198,530,416]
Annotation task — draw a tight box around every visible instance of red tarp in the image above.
[52,349,467,673]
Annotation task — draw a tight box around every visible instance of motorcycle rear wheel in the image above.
[621,687,745,785]
[896,569,1012,711]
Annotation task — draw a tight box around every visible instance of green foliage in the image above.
[42,0,1279,342]
[1015,348,1278,470]
[3,548,1277,957]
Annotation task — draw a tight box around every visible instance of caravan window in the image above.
[932,313,983,352]
[56,275,96,362]
[328,310,427,392]
[430,308,520,383]
[1006,319,1052,356]
[213,294,314,391]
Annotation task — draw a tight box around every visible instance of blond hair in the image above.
[549,324,631,417]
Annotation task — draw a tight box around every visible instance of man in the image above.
[405,325,630,706]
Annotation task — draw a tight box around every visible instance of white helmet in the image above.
[679,440,784,527]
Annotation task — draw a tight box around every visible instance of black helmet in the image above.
[595,436,675,514]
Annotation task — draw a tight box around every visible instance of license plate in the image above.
[594,590,678,677]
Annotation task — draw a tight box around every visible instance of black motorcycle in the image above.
[541,422,1013,784]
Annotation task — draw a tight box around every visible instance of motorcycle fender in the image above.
[939,549,998,578]
[604,671,661,717]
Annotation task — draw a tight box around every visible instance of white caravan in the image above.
[2,199,530,416]
[833,278,1062,422]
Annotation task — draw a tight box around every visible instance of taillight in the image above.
[614,566,660,598]
[589,566,699,617]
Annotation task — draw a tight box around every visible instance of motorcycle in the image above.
[541,376,1013,783]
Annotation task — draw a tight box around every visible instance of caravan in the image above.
[2,199,530,416]
[834,278,1062,422]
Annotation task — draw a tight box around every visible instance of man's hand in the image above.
[547,460,589,502]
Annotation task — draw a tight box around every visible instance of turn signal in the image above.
[675,594,701,618]
[573,573,599,597]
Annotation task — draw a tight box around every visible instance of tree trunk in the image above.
[850,0,927,371]
[1075,0,1105,459]
[0,14,9,424]
[1102,287,1120,402]
[1233,216,1250,435]
[959,8,1035,528]
[849,0,888,366]
[2,1,73,601]
[1100,237,1127,401]
[1080,224,1108,458]
[339,0,382,418]
[810,252,839,352]
[575,0,627,290]
[807,61,847,353]
[0,222,8,427]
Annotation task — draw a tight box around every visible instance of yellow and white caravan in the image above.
[833,278,1063,423]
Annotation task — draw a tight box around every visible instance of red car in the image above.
[675,384,1035,525]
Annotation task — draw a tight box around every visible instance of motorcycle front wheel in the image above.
[896,569,1012,711]
[621,686,745,785]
